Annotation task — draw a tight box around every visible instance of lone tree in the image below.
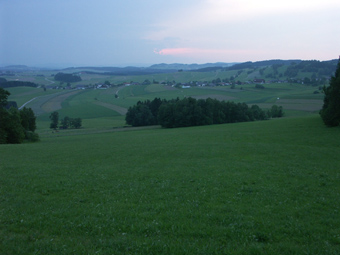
[49,111,59,129]
[320,58,340,126]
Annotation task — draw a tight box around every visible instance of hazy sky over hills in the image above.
[1,0,339,67]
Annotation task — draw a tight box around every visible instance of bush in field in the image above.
[320,58,340,126]
[255,84,265,89]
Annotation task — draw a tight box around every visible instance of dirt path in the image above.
[19,97,38,110]
[45,77,55,85]
[93,101,128,115]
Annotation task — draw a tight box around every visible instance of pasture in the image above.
[1,76,334,254]
[1,115,340,254]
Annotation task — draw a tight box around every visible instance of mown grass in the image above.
[6,87,60,108]
[1,115,340,254]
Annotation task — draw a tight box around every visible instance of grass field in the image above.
[1,115,340,254]
[4,65,324,121]
[1,79,334,254]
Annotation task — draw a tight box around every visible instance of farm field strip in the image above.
[19,90,81,116]
[41,90,83,113]
[93,101,128,115]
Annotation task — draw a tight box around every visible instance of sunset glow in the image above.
[1,0,339,66]
[153,48,259,57]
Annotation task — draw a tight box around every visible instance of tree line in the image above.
[49,111,82,130]
[0,79,38,88]
[54,72,82,83]
[126,97,284,128]
[0,88,39,144]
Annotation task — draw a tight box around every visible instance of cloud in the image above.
[202,0,340,23]
[146,0,340,62]
[153,48,266,62]
[154,48,199,55]
[154,48,242,56]
[146,0,340,41]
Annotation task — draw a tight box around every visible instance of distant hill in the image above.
[62,66,179,75]
[150,62,237,70]
[0,65,30,71]
[61,63,239,75]
[0,65,52,72]
[188,59,338,82]
[226,59,302,70]
[1,59,337,80]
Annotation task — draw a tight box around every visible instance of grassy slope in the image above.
[1,115,340,254]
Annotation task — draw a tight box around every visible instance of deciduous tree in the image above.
[49,111,59,129]
[0,87,10,107]
[20,107,36,132]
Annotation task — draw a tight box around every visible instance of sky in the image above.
[1,0,339,67]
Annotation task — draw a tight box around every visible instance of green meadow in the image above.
[1,115,340,254]
[1,80,338,254]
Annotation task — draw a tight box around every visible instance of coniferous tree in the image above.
[320,58,340,126]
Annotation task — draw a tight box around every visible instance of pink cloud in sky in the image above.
[153,47,264,61]
[153,48,198,55]
[154,48,244,57]
[153,48,261,56]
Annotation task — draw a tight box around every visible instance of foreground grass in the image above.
[1,115,340,254]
